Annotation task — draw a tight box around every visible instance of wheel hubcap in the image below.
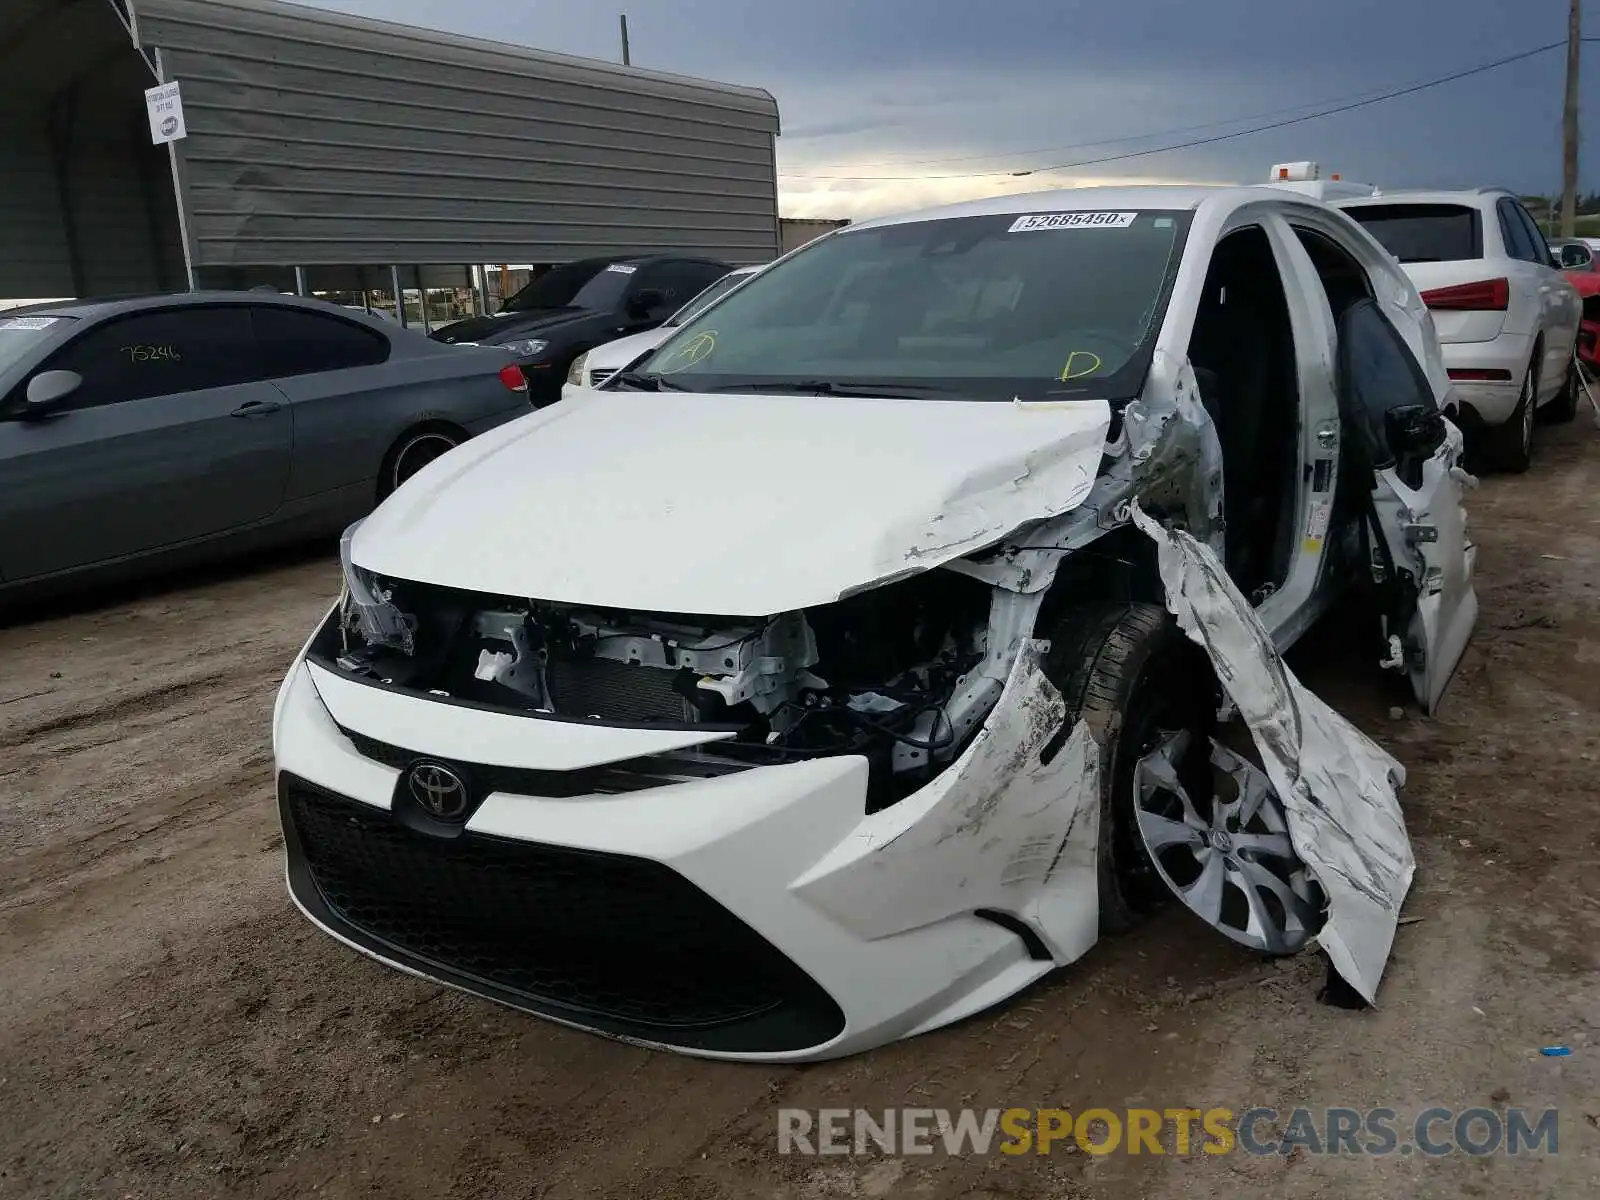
[1132,730,1322,954]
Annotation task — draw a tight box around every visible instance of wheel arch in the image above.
[377,419,471,500]
[1030,524,1171,642]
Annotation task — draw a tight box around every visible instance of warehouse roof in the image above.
[1,0,783,297]
[127,0,780,131]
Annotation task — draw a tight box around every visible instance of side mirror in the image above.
[22,370,81,416]
[1384,403,1447,457]
[628,289,666,320]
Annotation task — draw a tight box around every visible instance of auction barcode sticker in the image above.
[1008,211,1138,233]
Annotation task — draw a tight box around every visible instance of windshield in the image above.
[636,209,1190,401]
[502,261,637,313]
[665,271,755,328]
[0,313,74,375]
[1344,204,1482,263]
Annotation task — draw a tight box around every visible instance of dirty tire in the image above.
[379,425,464,500]
[1541,359,1579,425]
[1043,602,1214,935]
[1485,357,1537,474]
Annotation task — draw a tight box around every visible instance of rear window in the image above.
[1344,204,1482,264]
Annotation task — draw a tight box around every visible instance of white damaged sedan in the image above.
[273,186,1477,1061]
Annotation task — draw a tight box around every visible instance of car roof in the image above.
[1334,188,1513,209]
[577,253,731,268]
[11,290,396,322]
[845,184,1283,232]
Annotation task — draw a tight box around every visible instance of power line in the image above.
[789,97,1428,173]
[790,62,1552,172]
[781,41,1568,183]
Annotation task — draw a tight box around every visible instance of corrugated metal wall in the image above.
[0,127,74,299]
[129,0,783,268]
[0,0,182,299]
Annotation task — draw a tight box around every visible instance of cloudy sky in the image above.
[300,0,1595,219]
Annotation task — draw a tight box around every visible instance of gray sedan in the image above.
[0,292,531,600]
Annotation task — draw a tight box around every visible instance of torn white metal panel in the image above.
[791,641,1102,965]
[1368,430,1481,713]
[1132,506,1414,1004]
[949,351,1226,596]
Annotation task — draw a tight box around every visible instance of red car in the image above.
[1552,238,1600,371]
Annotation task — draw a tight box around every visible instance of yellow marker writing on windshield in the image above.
[658,330,717,373]
[1058,350,1102,382]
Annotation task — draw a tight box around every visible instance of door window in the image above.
[630,262,707,316]
[679,262,732,299]
[1496,199,1540,263]
[1512,202,1554,267]
[41,307,259,409]
[251,306,391,378]
[1336,298,1446,487]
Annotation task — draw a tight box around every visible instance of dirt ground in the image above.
[3,422,1599,1200]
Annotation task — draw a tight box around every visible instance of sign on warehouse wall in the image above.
[144,81,188,145]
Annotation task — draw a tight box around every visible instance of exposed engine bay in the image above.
[323,553,1026,809]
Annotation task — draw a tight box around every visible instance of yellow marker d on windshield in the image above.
[1058,350,1102,382]
[658,330,717,373]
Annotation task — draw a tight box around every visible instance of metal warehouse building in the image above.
[1,0,783,302]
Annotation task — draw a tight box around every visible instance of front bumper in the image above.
[272,645,1101,1062]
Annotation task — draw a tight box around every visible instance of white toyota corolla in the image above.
[274,186,1476,1061]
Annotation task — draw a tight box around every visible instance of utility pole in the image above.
[619,14,631,66]
[1562,0,1581,236]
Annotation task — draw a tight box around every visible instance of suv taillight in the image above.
[498,363,528,392]
[1418,278,1510,311]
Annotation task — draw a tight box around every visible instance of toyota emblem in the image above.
[407,762,468,819]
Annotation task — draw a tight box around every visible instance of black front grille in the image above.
[281,774,844,1053]
[546,656,687,722]
[339,727,752,796]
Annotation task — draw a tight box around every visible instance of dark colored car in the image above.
[0,291,532,602]
[431,255,733,405]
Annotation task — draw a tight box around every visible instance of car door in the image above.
[248,304,394,499]
[1509,200,1581,382]
[1496,199,1572,393]
[0,305,291,581]
[1335,298,1478,714]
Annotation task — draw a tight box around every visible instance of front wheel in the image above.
[1042,602,1214,934]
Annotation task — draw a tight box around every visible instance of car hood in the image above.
[351,390,1112,615]
[433,308,599,345]
[586,326,675,372]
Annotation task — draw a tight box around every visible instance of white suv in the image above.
[1334,189,1581,472]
